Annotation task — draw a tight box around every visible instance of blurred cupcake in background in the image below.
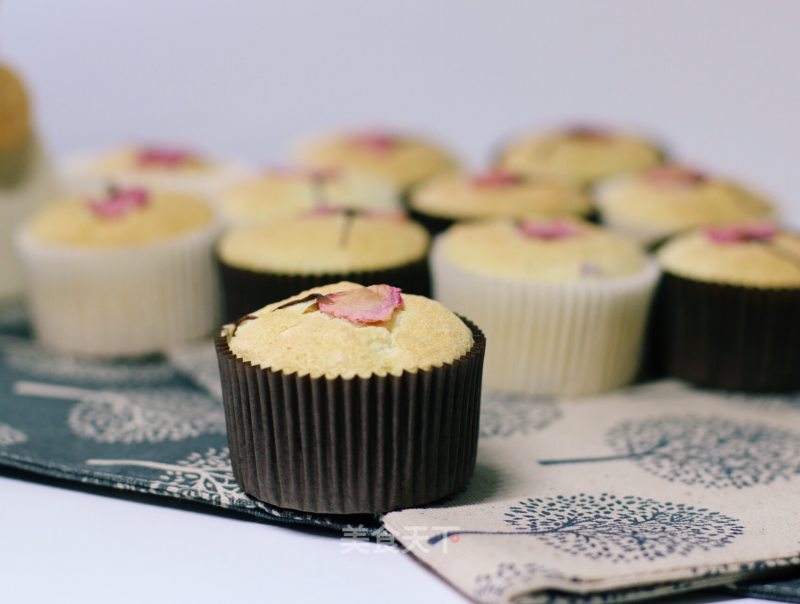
[16,187,221,356]
[219,165,400,227]
[595,164,776,247]
[0,62,60,301]
[61,144,249,201]
[432,218,659,396]
[408,168,591,234]
[293,129,459,192]
[216,208,431,321]
[496,125,663,188]
[656,223,800,392]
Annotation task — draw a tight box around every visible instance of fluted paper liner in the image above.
[16,222,222,356]
[657,271,800,392]
[218,255,432,322]
[216,317,485,514]
[432,238,659,396]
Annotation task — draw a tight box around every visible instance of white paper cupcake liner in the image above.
[431,238,660,396]
[15,221,222,357]
[0,142,60,301]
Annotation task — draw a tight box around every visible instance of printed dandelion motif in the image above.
[480,392,560,438]
[0,422,27,446]
[1,337,175,384]
[87,447,255,508]
[14,381,225,444]
[430,494,743,563]
[473,562,568,603]
[539,415,800,489]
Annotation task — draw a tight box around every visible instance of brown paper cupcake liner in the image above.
[216,317,486,514]
[217,255,432,323]
[657,271,800,392]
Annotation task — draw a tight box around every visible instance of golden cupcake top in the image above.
[294,130,458,189]
[657,223,800,288]
[226,282,474,379]
[409,169,591,220]
[25,187,214,248]
[217,209,429,274]
[596,165,775,242]
[220,166,400,225]
[0,64,31,153]
[497,125,662,187]
[436,218,648,281]
[80,146,211,175]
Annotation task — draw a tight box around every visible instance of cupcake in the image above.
[62,145,248,201]
[496,125,663,188]
[219,165,400,227]
[596,165,776,246]
[217,208,431,321]
[0,63,59,301]
[293,130,458,192]
[408,168,591,234]
[16,187,221,356]
[432,218,659,396]
[656,223,800,391]
[216,281,486,513]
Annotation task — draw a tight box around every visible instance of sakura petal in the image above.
[351,132,398,153]
[137,146,196,168]
[471,170,521,188]
[519,220,581,240]
[88,187,150,219]
[318,285,404,325]
[645,165,706,187]
[706,223,778,244]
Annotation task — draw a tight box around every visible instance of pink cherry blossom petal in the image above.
[705,223,778,244]
[471,170,521,188]
[645,165,706,187]
[137,146,196,168]
[317,285,404,325]
[88,188,150,219]
[351,132,398,153]
[519,220,581,240]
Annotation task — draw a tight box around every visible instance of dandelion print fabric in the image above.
[384,383,800,603]
[0,303,376,534]
[1,301,800,602]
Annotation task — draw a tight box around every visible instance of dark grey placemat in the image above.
[728,576,800,603]
[0,302,379,535]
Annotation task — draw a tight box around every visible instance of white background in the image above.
[3,0,800,222]
[1,1,797,602]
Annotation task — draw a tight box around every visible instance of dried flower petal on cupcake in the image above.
[316,284,404,324]
[518,219,582,240]
[705,222,778,244]
[88,187,149,219]
[136,146,204,169]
